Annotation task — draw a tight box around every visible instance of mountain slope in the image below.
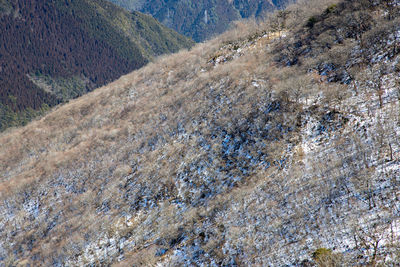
[1,0,400,266]
[0,0,193,131]
[109,0,292,42]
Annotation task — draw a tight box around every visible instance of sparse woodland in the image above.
[1,0,400,266]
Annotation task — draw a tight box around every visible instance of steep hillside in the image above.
[0,0,193,131]
[109,0,292,42]
[1,0,400,266]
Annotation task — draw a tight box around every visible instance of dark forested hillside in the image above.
[0,0,193,131]
[109,0,293,42]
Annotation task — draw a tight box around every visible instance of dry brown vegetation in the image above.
[1,0,400,266]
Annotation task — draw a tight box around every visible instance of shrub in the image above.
[312,247,333,260]
[306,16,318,28]
[312,248,343,267]
[325,4,337,14]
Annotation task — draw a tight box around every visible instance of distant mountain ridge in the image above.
[109,0,292,42]
[0,0,193,131]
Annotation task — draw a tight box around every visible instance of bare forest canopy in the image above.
[1,0,400,266]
